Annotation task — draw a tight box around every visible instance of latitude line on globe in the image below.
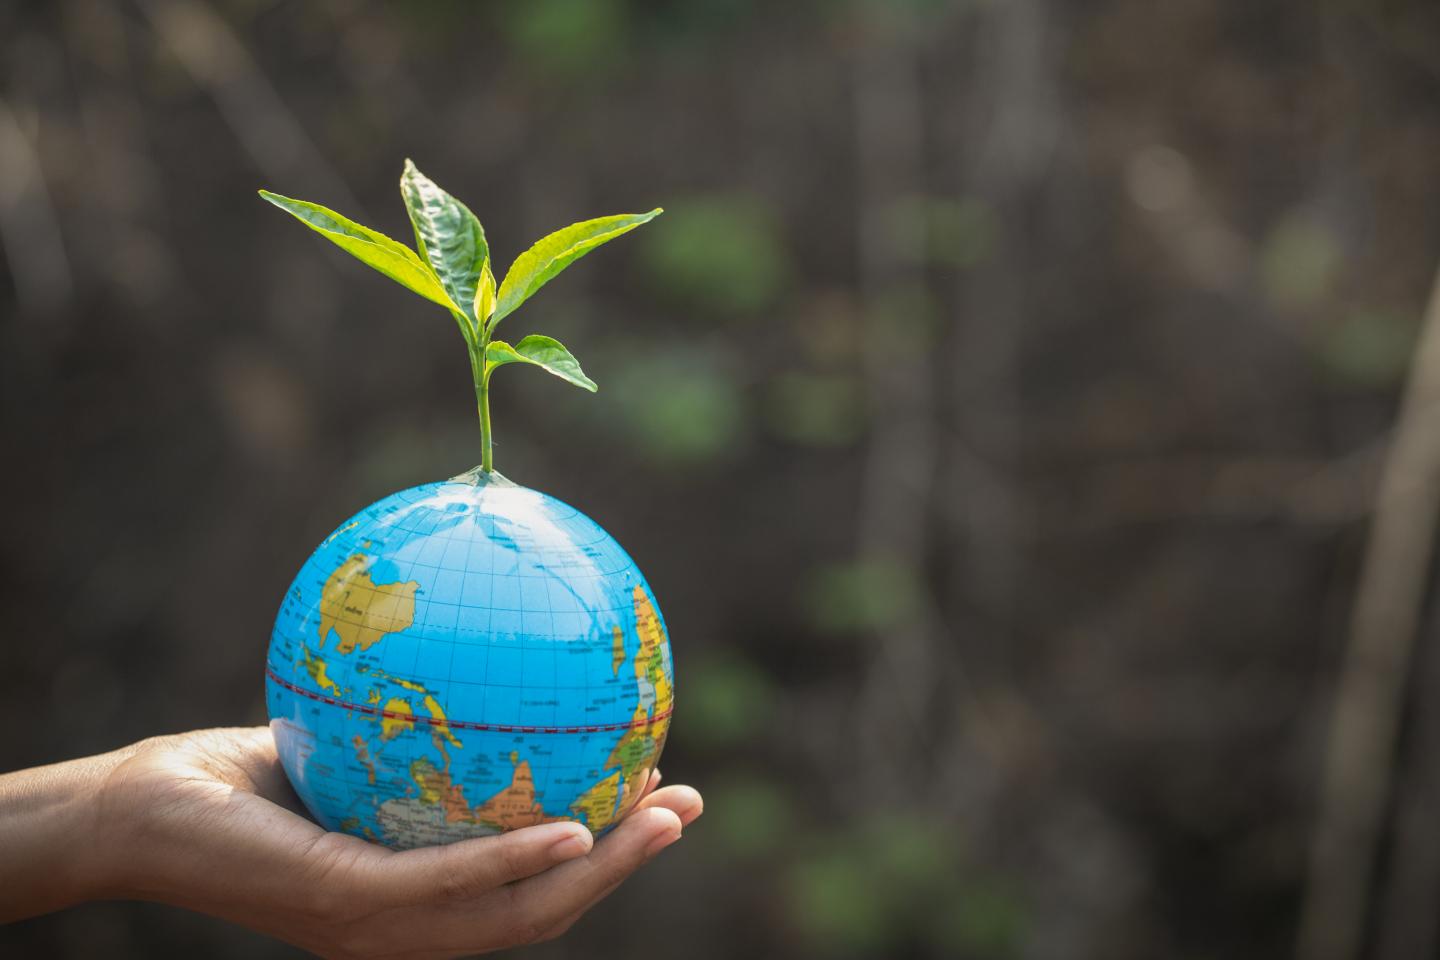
[265,666,672,734]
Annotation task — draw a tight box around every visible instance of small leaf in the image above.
[257,190,454,309]
[399,160,489,329]
[485,334,597,391]
[492,209,662,326]
[473,258,497,327]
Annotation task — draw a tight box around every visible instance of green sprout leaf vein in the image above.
[259,161,661,474]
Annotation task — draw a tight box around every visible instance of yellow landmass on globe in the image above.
[380,697,416,740]
[571,770,624,831]
[300,646,341,697]
[601,585,673,814]
[357,667,464,750]
[633,584,674,717]
[611,625,625,676]
[422,695,461,746]
[317,555,419,654]
[320,519,360,547]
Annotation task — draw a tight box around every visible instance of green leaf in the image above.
[485,334,597,391]
[399,160,489,331]
[492,209,662,326]
[473,258,497,327]
[257,190,454,309]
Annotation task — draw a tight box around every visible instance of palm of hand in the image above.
[95,728,698,960]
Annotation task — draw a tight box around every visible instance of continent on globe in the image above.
[571,772,624,831]
[266,471,675,849]
[317,555,420,654]
[357,667,463,752]
[301,647,342,698]
[598,586,674,817]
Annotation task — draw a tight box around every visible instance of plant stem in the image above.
[478,371,493,473]
[465,320,493,474]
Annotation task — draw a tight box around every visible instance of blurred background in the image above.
[5,0,1440,957]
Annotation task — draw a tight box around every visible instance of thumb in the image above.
[371,821,594,905]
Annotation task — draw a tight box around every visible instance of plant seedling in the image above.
[259,160,661,473]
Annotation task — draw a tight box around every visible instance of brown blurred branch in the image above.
[0,96,73,317]
[852,7,940,804]
[933,0,1059,812]
[136,0,360,213]
[1298,258,1440,960]
[946,0,1057,651]
[1375,599,1440,960]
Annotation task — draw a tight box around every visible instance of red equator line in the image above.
[265,665,672,735]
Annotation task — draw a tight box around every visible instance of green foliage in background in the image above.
[642,194,789,317]
[684,652,777,747]
[867,284,943,349]
[260,161,660,473]
[1261,211,1341,309]
[765,372,864,447]
[506,0,626,79]
[604,345,744,465]
[888,195,996,268]
[786,818,1025,958]
[802,556,923,632]
[1317,307,1419,387]
[705,775,793,860]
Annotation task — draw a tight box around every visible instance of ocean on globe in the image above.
[265,468,673,850]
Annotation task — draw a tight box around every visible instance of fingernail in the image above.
[645,829,681,858]
[549,830,592,861]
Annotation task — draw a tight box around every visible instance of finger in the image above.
[637,767,662,804]
[538,785,703,938]
[635,783,704,827]
[372,820,594,905]
[504,805,682,931]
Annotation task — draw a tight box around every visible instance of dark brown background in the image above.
[5,1,1440,957]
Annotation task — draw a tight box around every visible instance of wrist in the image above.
[0,745,130,921]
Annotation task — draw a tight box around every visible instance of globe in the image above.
[265,467,673,849]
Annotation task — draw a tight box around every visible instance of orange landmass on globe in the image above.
[411,757,474,822]
[473,751,563,830]
[317,555,419,654]
[408,752,562,830]
[352,735,376,785]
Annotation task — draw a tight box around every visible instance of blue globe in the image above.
[265,468,673,849]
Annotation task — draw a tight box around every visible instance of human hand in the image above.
[0,727,702,958]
